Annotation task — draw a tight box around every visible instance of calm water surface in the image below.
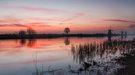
[0,36,135,75]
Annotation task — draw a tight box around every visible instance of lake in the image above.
[0,36,135,75]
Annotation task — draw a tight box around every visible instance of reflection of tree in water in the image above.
[70,39,135,75]
[20,39,26,46]
[27,39,36,47]
[19,39,36,47]
[64,38,70,45]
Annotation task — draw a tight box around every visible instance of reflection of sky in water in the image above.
[0,36,134,75]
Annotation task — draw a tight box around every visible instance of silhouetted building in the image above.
[124,31,127,38]
[121,31,124,36]
[108,29,112,36]
[108,29,112,41]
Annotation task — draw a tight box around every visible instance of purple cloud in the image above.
[0,22,51,28]
[104,19,135,23]
[0,24,27,27]
[129,24,135,28]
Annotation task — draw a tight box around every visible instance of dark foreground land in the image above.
[0,33,119,39]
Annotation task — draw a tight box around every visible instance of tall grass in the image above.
[71,39,135,63]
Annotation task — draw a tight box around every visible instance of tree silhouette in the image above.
[27,27,36,35]
[27,27,36,38]
[19,30,26,39]
[64,27,70,34]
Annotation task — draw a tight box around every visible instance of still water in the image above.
[0,36,135,75]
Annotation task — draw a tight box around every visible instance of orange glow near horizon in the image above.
[0,0,135,34]
[0,20,131,34]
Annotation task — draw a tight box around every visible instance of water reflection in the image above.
[64,38,70,45]
[0,37,135,75]
[20,39,26,46]
[19,39,37,47]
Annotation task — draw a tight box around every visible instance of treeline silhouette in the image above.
[0,33,120,39]
[0,27,128,39]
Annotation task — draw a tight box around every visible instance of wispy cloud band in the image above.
[104,19,135,23]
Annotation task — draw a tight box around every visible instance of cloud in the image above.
[129,24,135,28]
[18,6,84,16]
[104,19,135,23]
[59,12,85,25]
[0,5,86,25]
[20,6,85,21]
[0,17,21,23]
[0,17,52,27]
[1,5,85,15]
[17,5,85,16]
[0,24,27,27]
[64,13,84,21]
[20,6,64,13]
[0,17,28,28]
[27,22,51,27]
[0,22,51,28]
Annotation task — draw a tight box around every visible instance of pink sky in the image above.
[0,0,135,34]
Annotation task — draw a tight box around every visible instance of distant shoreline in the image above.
[0,33,121,39]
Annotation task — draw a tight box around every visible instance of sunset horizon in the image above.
[0,0,135,34]
[0,1,135,75]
